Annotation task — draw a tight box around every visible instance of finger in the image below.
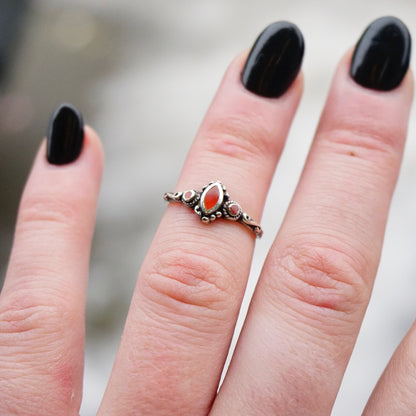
[99,22,304,415]
[363,321,416,415]
[211,17,413,415]
[0,105,103,416]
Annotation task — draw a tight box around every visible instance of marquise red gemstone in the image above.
[204,186,220,210]
[201,182,223,214]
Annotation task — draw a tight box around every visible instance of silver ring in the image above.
[163,181,263,238]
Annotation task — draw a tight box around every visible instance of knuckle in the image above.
[0,301,54,339]
[266,243,369,320]
[141,247,235,325]
[0,290,78,345]
[320,122,402,161]
[18,194,79,231]
[202,112,278,162]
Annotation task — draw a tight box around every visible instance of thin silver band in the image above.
[163,181,263,238]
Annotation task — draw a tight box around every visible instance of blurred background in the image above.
[0,0,415,414]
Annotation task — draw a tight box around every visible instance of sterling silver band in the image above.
[163,181,263,238]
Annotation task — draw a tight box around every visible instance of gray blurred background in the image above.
[0,0,415,414]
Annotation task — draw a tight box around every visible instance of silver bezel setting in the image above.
[164,181,263,238]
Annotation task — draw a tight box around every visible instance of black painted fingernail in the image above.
[47,103,84,165]
[350,16,411,91]
[242,21,304,98]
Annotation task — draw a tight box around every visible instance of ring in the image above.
[163,181,263,238]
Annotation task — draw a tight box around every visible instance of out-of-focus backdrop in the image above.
[0,1,415,414]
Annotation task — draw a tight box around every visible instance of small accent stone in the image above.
[228,202,241,216]
[183,190,195,202]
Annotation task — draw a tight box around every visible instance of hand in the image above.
[0,16,413,415]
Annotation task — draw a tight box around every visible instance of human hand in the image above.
[0,16,413,415]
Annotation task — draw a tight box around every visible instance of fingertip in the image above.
[335,48,413,102]
[83,125,105,178]
[349,16,411,92]
[225,49,304,103]
[84,125,103,156]
[21,124,104,221]
[401,68,414,97]
[36,124,104,174]
[241,21,304,98]
[289,69,304,97]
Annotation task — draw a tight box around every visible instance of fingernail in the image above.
[47,103,84,165]
[242,21,304,98]
[350,16,411,91]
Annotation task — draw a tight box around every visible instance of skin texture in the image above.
[0,42,414,416]
[363,322,416,415]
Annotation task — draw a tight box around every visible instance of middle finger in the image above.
[99,21,304,416]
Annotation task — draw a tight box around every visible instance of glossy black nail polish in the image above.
[350,16,411,91]
[242,21,304,98]
[47,103,84,165]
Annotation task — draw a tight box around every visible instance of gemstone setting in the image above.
[182,190,196,203]
[163,181,263,237]
[200,182,224,215]
[225,201,242,219]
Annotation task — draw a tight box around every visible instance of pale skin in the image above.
[0,47,414,415]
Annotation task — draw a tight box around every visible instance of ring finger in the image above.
[99,21,304,415]
[211,16,413,415]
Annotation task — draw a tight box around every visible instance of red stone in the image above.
[204,185,220,210]
[201,182,223,214]
[229,203,240,216]
[184,190,193,200]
